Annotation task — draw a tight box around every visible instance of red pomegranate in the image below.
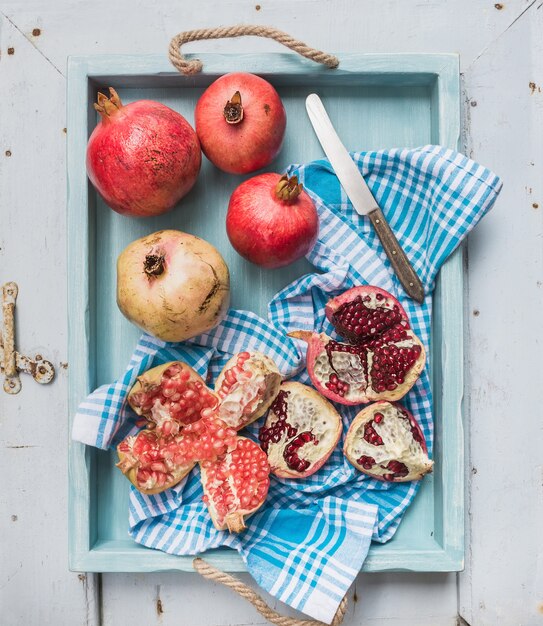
[290,286,426,405]
[226,173,319,268]
[215,351,282,430]
[117,230,230,342]
[344,401,433,482]
[195,73,286,174]
[258,382,342,479]
[200,437,270,532]
[87,87,201,217]
[128,361,222,435]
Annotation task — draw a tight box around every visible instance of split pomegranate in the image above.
[200,437,270,532]
[117,229,230,342]
[128,361,220,435]
[344,401,433,482]
[258,382,342,479]
[195,72,286,174]
[116,415,238,494]
[215,352,282,430]
[87,87,201,217]
[226,173,319,268]
[290,287,426,405]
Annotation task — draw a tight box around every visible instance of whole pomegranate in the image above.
[117,230,230,342]
[195,73,286,174]
[200,437,270,533]
[226,173,319,268]
[215,351,282,430]
[87,87,201,217]
[344,401,433,482]
[258,382,342,479]
[290,286,426,404]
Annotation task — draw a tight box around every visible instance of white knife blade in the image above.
[305,93,425,303]
[305,93,379,215]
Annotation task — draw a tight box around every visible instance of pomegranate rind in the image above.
[127,360,219,421]
[215,351,282,430]
[290,330,426,405]
[116,432,194,495]
[200,437,270,533]
[343,401,433,482]
[260,381,342,479]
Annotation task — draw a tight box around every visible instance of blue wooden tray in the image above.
[67,53,463,573]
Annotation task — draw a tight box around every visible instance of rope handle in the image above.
[168,25,339,75]
[192,558,348,626]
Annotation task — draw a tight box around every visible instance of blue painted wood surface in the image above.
[67,52,462,573]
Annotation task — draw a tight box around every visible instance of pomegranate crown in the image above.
[275,174,303,204]
[94,87,123,119]
[223,91,244,125]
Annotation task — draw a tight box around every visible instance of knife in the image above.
[305,93,425,304]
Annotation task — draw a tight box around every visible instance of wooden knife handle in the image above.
[367,207,425,303]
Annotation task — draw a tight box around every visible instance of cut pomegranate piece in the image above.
[128,361,220,435]
[290,311,425,405]
[200,437,270,532]
[258,381,342,479]
[344,401,433,482]
[325,285,410,344]
[116,415,238,495]
[215,351,282,430]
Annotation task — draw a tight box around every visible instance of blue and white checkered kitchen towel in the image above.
[73,145,502,624]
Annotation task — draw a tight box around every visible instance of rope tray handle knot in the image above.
[192,557,348,626]
[169,25,339,75]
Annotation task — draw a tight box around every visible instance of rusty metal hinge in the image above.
[0,282,55,394]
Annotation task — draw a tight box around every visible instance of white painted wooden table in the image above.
[1,2,541,624]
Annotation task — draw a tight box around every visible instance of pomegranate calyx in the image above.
[275,174,303,204]
[94,87,123,120]
[143,251,166,279]
[223,91,244,124]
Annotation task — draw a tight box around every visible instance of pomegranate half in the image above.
[258,381,342,479]
[200,437,270,532]
[344,401,433,482]
[87,88,201,217]
[195,73,286,174]
[117,230,230,342]
[215,351,282,430]
[226,173,319,269]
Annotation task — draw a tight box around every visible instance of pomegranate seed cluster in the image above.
[201,438,270,529]
[331,293,403,343]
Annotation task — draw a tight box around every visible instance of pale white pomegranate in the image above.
[258,381,342,479]
[344,401,433,482]
[215,351,282,430]
[128,361,220,435]
[200,437,270,532]
[117,229,230,342]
